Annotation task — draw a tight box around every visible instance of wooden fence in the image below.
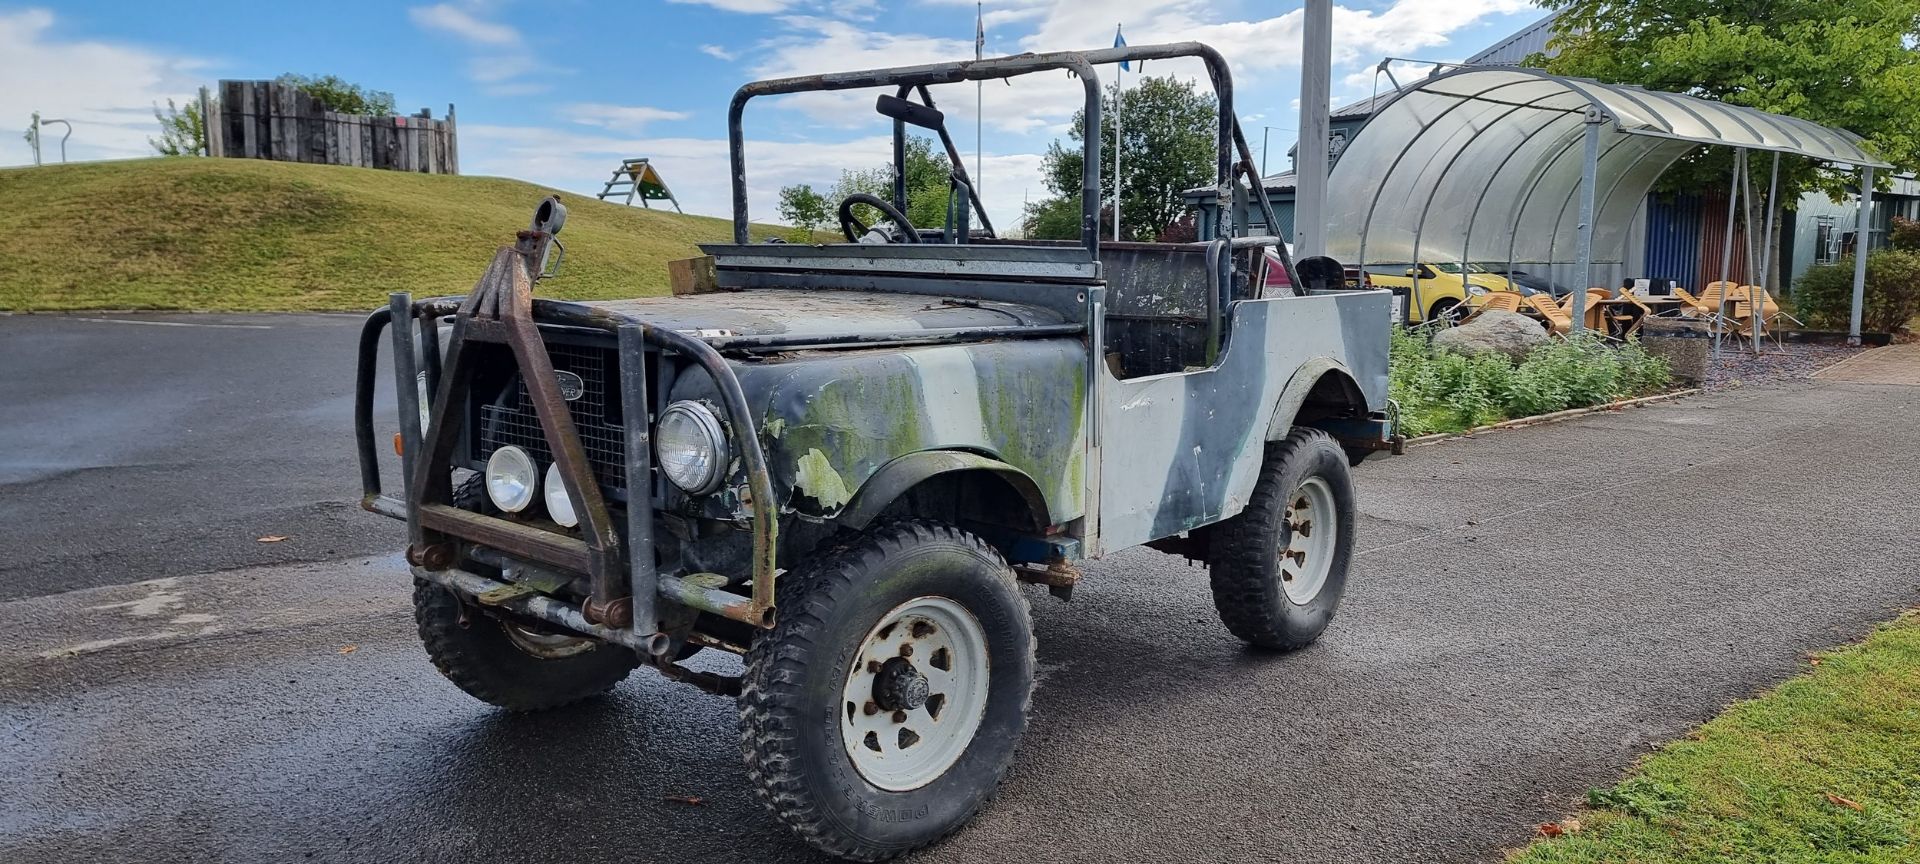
[203,81,458,174]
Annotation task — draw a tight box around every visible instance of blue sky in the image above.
[3,1,1549,228]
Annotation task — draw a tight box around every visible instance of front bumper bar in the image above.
[355,238,779,653]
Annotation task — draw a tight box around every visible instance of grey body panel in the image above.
[613,245,1388,559]
[1096,291,1390,549]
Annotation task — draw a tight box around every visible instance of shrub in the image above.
[1388,327,1673,436]
[1794,249,1920,333]
[1892,216,1920,252]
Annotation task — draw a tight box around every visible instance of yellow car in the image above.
[1360,263,1516,323]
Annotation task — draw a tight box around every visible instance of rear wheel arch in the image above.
[1264,361,1369,442]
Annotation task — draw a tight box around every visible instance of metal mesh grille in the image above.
[475,343,629,493]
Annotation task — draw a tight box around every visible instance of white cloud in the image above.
[467,53,537,84]
[982,6,1047,27]
[460,123,1043,232]
[560,103,692,132]
[408,3,520,46]
[750,16,1088,136]
[0,8,209,166]
[409,2,549,93]
[1012,0,1532,73]
[699,43,738,60]
[668,0,798,13]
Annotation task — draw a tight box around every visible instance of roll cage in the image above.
[725,42,1301,288]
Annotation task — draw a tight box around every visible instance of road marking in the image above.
[37,625,223,660]
[87,578,185,618]
[69,317,273,330]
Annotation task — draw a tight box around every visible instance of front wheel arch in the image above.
[835,451,1052,534]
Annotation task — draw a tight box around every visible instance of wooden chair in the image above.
[1460,290,1524,323]
[1672,286,1713,317]
[1558,289,1608,331]
[1752,286,1804,334]
[1523,293,1572,333]
[1693,282,1748,334]
[1724,284,1760,336]
[1606,291,1656,338]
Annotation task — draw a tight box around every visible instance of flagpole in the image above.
[975,3,983,200]
[1112,23,1123,242]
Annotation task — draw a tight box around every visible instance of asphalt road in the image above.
[2,316,1918,862]
[0,313,401,600]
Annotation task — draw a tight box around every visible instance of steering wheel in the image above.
[839,193,922,244]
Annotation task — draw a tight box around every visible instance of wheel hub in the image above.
[1280,475,1338,605]
[839,597,992,792]
[873,657,931,712]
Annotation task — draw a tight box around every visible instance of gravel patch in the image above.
[1704,340,1864,390]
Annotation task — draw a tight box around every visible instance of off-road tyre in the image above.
[412,578,639,711]
[739,520,1034,862]
[1208,427,1357,651]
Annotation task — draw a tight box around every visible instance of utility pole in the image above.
[1296,0,1332,258]
[1257,126,1291,179]
[1112,23,1126,243]
[975,3,984,199]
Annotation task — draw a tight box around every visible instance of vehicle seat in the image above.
[1099,242,1253,379]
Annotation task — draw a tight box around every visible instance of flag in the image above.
[1114,25,1129,71]
[976,3,985,60]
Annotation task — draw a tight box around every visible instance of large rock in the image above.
[1431,309,1549,361]
[1639,316,1710,385]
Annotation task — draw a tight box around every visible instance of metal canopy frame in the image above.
[1325,67,1888,339]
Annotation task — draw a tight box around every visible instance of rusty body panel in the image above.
[670,336,1088,533]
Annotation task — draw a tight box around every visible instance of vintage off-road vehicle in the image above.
[355,43,1396,861]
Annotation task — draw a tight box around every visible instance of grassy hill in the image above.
[0,157,787,312]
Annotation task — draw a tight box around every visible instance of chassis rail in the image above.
[355,235,781,654]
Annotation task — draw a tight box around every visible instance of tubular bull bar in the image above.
[354,221,778,656]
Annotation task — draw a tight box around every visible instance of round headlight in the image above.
[1466,284,1490,296]
[655,401,728,495]
[485,446,539,513]
[543,462,578,528]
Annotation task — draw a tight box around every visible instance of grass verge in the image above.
[1511,611,1920,863]
[0,157,788,312]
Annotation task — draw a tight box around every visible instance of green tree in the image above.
[149,98,206,156]
[814,137,961,235]
[1533,1,1920,285]
[777,183,832,239]
[1024,75,1217,241]
[274,73,397,115]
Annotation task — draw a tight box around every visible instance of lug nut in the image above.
[864,701,879,716]
[892,710,908,723]
[898,643,913,658]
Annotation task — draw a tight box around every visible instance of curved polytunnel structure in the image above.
[1323,67,1889,291]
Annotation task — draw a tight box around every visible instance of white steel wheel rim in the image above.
[1281,476,1337,605]
[501,621,598,659]
[839,596,990,792]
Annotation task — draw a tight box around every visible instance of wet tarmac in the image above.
[0,313,400,600]
[3,316,1917,862]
